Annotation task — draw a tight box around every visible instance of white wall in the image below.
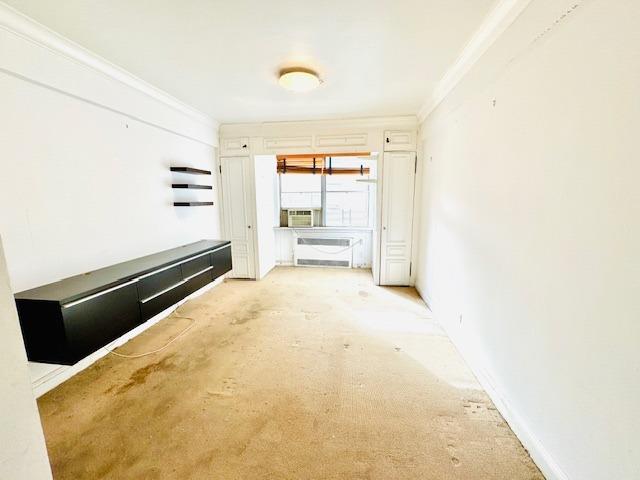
[415,1,640,479]
[0,7,221,292]
[253,155,277,279]
[0,236,52,479]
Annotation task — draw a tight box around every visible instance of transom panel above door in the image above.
[383,130,417,152]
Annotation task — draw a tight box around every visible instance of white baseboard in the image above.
[30,275,226,398]
[413,284,568,480]
[275,261,294,266]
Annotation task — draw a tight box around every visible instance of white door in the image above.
[221,156,256,279]
[380,151,416,285]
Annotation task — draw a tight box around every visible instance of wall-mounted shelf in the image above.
[172,184,212,190]
[171,167,213,206]
[173,202,214,207]
[170,167,211,175]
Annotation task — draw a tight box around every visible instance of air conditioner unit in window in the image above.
[288,209,314,227]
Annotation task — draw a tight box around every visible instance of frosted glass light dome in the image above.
[278,68,321,92]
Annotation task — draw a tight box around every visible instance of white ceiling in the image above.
[5,0,495,123]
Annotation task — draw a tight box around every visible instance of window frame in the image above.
[278,173,372,228]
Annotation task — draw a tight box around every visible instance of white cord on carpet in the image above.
[103,313,195,359]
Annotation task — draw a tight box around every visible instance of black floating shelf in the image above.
[172,184,213,190]
[174,202,214,207]
[170,167,212,175]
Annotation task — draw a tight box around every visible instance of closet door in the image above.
[221,156,256,279]
[380,151,416,285]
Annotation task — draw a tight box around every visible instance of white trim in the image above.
[137,245,228,280]
[0,1,216,129]
[417,0,533,122]
[274,227,374,232]
[60,246,229,306]
[140,265,214,303]
[220,115,418,138]
[61,278,138,308]
[466,357,570,480]
[30,275,226,398]
[139,280,185,304]
[414,284,569,480]
[183,265,214,282]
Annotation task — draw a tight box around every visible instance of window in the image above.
[279,156,375,228]
[325,175,369,227]
[280,174,321,209]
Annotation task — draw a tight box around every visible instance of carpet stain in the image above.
[37,267,544,480]
[116,354,175,395]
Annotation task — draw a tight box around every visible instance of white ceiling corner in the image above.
[3,0,497,124]
[0,2,216,128]
[417,0,535,122]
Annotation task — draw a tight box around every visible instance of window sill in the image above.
[274,226,374,232]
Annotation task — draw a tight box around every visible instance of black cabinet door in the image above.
[211,246,232,280]
[183,269,213,297]
[138,265,182,300]
[181,253,211,279]
[139,283,185,321]
[62,281,141,364]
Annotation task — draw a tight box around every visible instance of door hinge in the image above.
[409,262,412,276]
[219,165,222,174]
[414,155,417,173]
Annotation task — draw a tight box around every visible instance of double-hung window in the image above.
[280,174,321,209]
[279,156,374,228]
[325,175,370,227]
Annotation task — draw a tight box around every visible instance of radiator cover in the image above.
[294,237,352,268]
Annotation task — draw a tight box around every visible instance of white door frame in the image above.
[377,150,417,286]
[220,155,257,279]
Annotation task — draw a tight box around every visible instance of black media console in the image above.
[14,240,232,365]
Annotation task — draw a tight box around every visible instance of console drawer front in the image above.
[211,246,232,280]
[138,265,183,300]
[181,253,212,279]
[183,268,213,297]
[62,281,141,364]
[139,281,185,321]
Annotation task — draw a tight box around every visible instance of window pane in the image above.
[325,175,369,227]
[280,174,321,209]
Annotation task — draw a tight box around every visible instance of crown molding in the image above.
[418,0,533,123]
[0,2,216,128]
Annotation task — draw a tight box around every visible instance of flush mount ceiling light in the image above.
[278,68,321,92]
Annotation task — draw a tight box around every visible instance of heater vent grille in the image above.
[294,236,353,268]
[297,259,350,267]
[297,238,350,247]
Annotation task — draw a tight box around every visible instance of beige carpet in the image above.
[38,267,543,479]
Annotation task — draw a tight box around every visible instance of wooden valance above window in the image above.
[277,152,371,175]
